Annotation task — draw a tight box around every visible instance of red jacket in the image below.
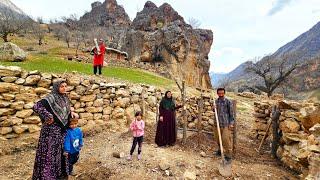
[93,44,106,66]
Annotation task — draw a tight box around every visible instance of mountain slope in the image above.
[212,21,320,92]
[0,0,25,15]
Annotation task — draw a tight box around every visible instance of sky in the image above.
[12,0,320,73]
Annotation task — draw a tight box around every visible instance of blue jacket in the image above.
[64,127,83,154]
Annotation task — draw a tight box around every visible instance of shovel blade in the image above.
[218,160,232,177]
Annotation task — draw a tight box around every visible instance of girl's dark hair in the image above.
[135,111,143,117]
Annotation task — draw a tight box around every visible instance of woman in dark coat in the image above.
[32,80,78,180]
[155,91,182,147]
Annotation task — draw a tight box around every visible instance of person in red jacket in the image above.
[92,39,106,75]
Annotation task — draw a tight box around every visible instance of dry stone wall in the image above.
[0,66,216,141]
[252,99,320,178]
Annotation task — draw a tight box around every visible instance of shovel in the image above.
[213,99,232,177]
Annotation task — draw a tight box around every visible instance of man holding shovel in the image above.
[213,88,235,163]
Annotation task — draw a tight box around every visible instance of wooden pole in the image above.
[197,90,204,147]
[271,105,281,158]
[232,100,237,156]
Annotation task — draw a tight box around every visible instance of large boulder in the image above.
[0,42,27,61]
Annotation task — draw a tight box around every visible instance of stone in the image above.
[0,127,13,135]
[309,124,320,136]
[28,125,41,133]
[253,113,268,118]
[24,116,41,124]
[183,171,197,180]
[280,118,300,133]
[131,94,140,103]
[117,97,130,108]
[282,133,308,144]
[80,94,96,102]
[93,99,104,107]
[35,87,49,94]
[125,105,142,121]
[112,152,125,158]
[78,119,87,127]
[37,77,51,88]
[0,100,10,108]
[103,107,113,115]
[308,145,320,153]
[25,75,41,85]
[67,76,81,86]
[12,125,28,134]
[69,91,80,100]
[80,113,94,120]
[1,76,18,83]
[15,109,33,118]
[0,65,22,76]
[159,161,170,170]
[24,102,34,109]
[41,73,52,79]
[301,108,320,132]
[188,122,196,129]
[112,107,125,119]
[15,78,25,85]
[200,151,206,157]
[116,89,129,97]
[86,107,103,113]
[0,82,19,93]
[0,108,16,116]
[94,113,103,120]
[2,93,15,101]
[147,96,157,107]
[130,85,143,94]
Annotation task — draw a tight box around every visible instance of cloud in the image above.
[267,0,294,16]
[312,9,320,14]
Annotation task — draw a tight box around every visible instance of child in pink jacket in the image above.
[128,111,145,160]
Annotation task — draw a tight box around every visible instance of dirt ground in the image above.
[0,95,299,180]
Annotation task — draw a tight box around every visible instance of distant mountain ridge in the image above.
[212,21,320,92]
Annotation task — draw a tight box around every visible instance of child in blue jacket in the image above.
[64,119,83,176]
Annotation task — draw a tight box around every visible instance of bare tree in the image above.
[36,17,44,24]
[217,76,233,91]
[0,7,29,42]
[61,27,72,48]
[246,55,300,97]
[31,22,46,45]
[72,30,84,56]
[188,17,201,29]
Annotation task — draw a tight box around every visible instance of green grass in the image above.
[0,54,173,87]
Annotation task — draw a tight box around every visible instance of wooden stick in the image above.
[213,98,225,161]
[256,120,272,153]
[177,127,213,135]
[232,100,237,156]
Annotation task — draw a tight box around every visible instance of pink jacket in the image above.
[130,119,145,137]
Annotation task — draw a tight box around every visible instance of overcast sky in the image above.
[12,0,320,73]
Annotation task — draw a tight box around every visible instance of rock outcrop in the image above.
[78,0,213,89]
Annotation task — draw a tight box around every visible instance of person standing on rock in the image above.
[155,91,182,147]
[92,38,106,75]
[213,87,235,162]
[32,80,79,180]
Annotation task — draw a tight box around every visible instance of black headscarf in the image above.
[43,80,71,126]
[160,91,175,110]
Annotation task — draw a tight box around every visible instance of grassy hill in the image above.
[0,34,174,87]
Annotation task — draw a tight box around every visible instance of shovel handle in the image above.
[214,99,225,160]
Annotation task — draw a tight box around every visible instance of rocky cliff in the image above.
[78,0,213,89]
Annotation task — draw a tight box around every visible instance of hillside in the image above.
[212,21,320,94]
